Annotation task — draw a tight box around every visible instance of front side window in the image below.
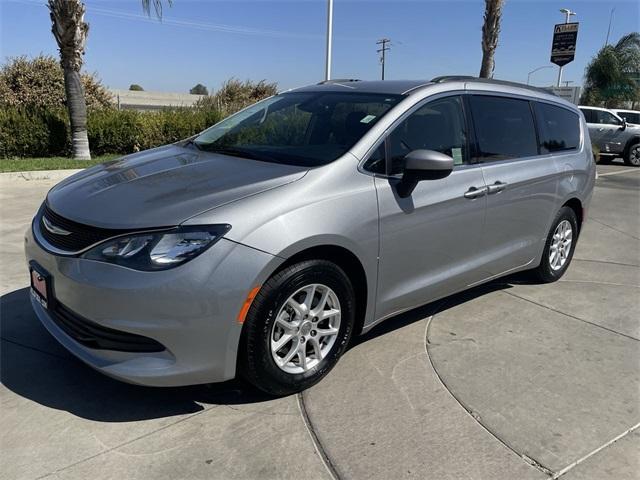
[535,102,580,153]
[469,95,538,161]
[595,110,621,125]
[387,96,468,175]
[193,92,401,167]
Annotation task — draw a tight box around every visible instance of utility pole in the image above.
[324,0,334,81]
[377,38,391,80]
[557,8,576,87]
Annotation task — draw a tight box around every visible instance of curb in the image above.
[0,169,82,181]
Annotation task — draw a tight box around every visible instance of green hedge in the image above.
[0,107,226,158]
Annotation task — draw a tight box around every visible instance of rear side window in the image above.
[579,108,595,123]
[469,95,538,161]
[535,102,580,153]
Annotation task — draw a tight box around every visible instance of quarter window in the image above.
[469,95,538,161]
[535,102,580,153]
[387,96,468,175]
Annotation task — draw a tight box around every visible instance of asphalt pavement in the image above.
[1,162,638,480]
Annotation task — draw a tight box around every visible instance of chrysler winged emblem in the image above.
[42,216,72,236]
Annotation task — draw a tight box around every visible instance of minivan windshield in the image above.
[192,92,402,166]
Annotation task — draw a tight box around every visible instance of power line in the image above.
[376,38,391,81]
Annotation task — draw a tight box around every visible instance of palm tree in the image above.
[581,32,640,108]
[48,0,170,160]
[479,0,505,78]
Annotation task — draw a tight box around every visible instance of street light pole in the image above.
[324,0,334,81]
[557,8,576,87]
[527,65,554,85]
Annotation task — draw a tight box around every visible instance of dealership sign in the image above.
[550,22,579,67]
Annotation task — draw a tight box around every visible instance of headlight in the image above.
[82,225,231,271]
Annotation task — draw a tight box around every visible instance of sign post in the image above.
[551,21,579,86]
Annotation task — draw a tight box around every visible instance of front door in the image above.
[373,95,488,321]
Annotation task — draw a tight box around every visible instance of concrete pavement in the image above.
[1,164,638,479]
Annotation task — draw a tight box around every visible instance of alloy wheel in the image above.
[630,145,640,166]
[549,219,573,271]
[270,284,341,374]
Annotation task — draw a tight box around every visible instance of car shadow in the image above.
[0,288,273,423]
[1,272,533,423]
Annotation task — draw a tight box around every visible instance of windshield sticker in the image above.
[360,115,376,124]
[452,148,463,165]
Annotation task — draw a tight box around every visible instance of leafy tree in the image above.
[47,0,170,160]
[479,0,505,78]
[129,84,145,91]
[581,32,640,108]
[190,83,209,95]
[0,55,112,109]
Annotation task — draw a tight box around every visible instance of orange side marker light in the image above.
[237,286,261,324]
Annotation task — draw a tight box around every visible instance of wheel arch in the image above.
[271,244,369,336]
[623,135,640,157]
[562,197,583,233]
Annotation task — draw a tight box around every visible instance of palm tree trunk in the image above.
[479,0,505,78]
[62,67,90,159]
[48,0,91,160]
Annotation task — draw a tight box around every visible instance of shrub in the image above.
[0,107,69,158]
[0,55,113,109]
[196,78,277,115]
[129,84,144,91]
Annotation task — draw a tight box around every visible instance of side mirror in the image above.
[620,118,627,131]
[396,149,454,198]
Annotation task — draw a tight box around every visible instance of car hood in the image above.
[46,145,308,229]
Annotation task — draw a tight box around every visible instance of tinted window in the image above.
[580,108,595,123]
[469,95,538,161]
[193,92,401,167]
[363,143,386,174]
[388,96,468,175]
[535,103,580,153]
[595,110,621,125]
[617,111,640,124]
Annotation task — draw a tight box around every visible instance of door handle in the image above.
[598,127,605,132]
[487,181,507,194]
[464,186,488,199]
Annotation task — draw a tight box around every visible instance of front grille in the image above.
[51,302,165,353]
[39,204,133,253]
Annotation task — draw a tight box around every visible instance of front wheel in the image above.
[624,143,640,167]
[532,207,578,283]
[238,260,355,396]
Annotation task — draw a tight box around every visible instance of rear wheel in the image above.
[239,260,355,396]
[532,207,578,283]
[624,143,640,166]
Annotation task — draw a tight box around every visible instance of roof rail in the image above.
[430,76,555,97]
[317,78,362,85]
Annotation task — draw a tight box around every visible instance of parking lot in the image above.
[1,162,638,480]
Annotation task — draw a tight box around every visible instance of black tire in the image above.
[238,259,355,396]
[532,206,579,283]
[624,142,640,167]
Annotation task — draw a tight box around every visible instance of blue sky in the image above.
[1,0,639,93]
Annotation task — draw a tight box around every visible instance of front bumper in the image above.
[25,225,281,386]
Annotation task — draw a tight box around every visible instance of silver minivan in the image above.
[26,77,595,395]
